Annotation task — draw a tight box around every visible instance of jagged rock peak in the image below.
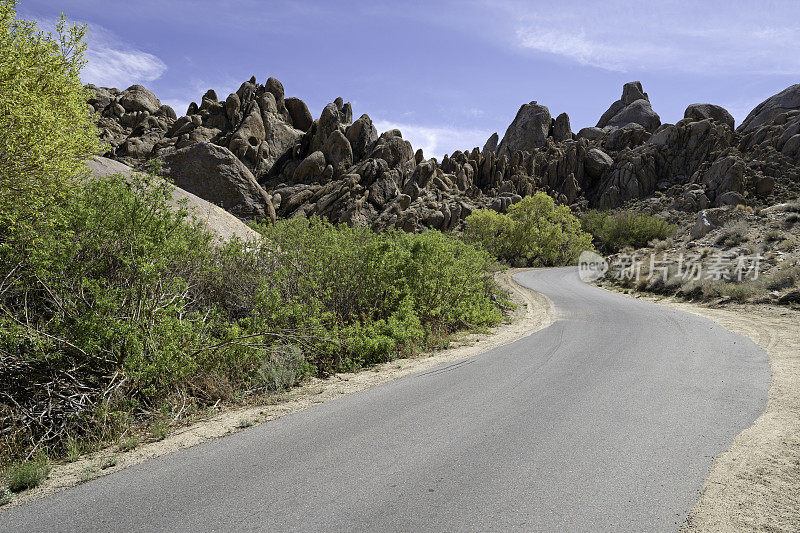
[597,81,661,133]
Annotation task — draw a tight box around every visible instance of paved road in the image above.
[2,268,770,532]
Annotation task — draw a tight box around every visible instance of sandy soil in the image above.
[2,269,554,509]
[621,292,800,532]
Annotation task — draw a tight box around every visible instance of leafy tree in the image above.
[464,192,593,266]
[0,1,100,242]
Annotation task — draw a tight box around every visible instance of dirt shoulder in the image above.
[615,291,800,531]
[2,269,554,509]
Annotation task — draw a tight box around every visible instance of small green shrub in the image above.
[117,435,140,452]
[464,192,593,266]
[150,420,169,442]
[6,455,50,492]
[0,487,12,506]
[581,210,675,253]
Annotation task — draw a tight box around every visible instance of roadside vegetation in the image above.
[581,210,676,253]
[464,192,593,266]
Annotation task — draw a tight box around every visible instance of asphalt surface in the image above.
[1,267,770,532]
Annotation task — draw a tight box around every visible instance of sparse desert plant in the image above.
[764,263,800,291]
[117,435,140,452]
[715,220,750,247]
[150,420,169,442]
[6,454,50,492]
[0,487,12,506]
[79,465,99,483]
[650,237,674,252]
[64,438,82,463]
[237,417,254,429]
[100,455,117,470]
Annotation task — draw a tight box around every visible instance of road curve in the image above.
[1,268,770,532]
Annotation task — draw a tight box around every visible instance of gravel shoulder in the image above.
[2,268,554,510]
[615,291,800,531]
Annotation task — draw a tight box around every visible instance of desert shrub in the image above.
[784,199,800,213]
[5,454,50,492]
[464,192,593,266]
[581,210,676,253]
[764,229,787,242]
[715,220,750,247]
[720,282,764,302]
[764,262,800,291]
[677,277,763,302]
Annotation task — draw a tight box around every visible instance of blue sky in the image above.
[20,0,800,158]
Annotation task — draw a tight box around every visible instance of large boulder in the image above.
[738,84,800,133]
[584,148,614,179]
[345,114,379,161]
[603,123,650,151]
[552,113,572,142]
[370,136,414,168]
[84,156,259,243]
[597,81,661,132]
[160,143,276,222]
[118,85,160,114]
[684,104,735,130]
[497,101,551,155]
[292,150,327,183]
[284,96,313,132]
[323,130,353,177]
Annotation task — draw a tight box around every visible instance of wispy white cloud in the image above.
[494,0,800,75]
[374,120,492,159]
[81,24,167,88]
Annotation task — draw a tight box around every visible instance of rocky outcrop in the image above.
[496,101,551,155]
[160,143,276,222]
[684,104,735,130]
[596,81,661,132]
[738,84,800,133]
[86,77,800,234]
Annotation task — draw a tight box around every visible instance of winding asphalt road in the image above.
[1,268,770,532]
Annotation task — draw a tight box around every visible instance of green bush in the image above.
[6,455,50,492]
[581,210,675,253]
[0,169,501,464]
[255,217,502,371]
[464,192,593,266]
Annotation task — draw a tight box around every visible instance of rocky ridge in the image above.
[87,78,800,232]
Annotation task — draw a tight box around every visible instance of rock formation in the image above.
[86,78,800,233]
